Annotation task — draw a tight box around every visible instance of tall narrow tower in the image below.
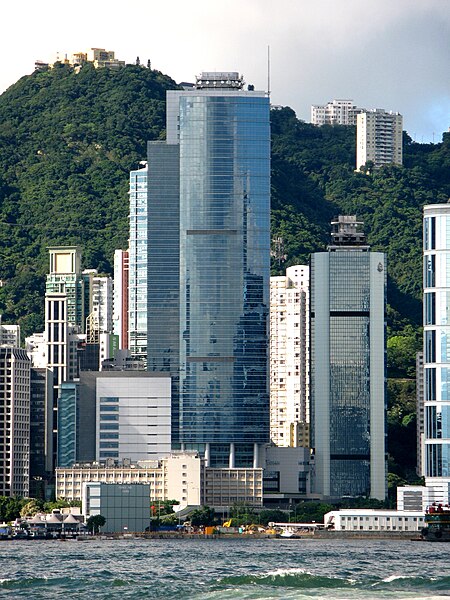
[311,216,386,500]
[147,72,271,467]
[423,204,450,496]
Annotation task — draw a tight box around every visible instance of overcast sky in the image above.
[1,0,448,142]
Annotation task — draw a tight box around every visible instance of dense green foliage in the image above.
[0,496,81,521]
[0,64,177,335]
[0,65,449,483]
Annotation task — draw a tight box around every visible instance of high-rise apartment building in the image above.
[311,99,362,126]
[270,265,309,447]
[147,72,271,468]
[45,246,90,470]
[0,347,31,497]
[113,249,129,349]
[356,109,403,170]
[128,165,148,363]
[311,216,386,501]
[423,204,450,497]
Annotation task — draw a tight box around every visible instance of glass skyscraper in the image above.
[128,164,148,363]
[311,217,386,500]
[423,204,450,486]
[147,73,270,467]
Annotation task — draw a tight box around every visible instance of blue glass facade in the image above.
[147,84,270,466]
[128,166,148,363]
[57,382,79,468]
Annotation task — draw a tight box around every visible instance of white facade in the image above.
[324,509,425,532]
[113,249,129,349]
[270,266,309,446]
[96,376,171,462]
[397,484,445,512]
[25,332,47,368]
[311,99,362,126]
[423,205,450,492]
[0,322,20,347]
[90,275,113,334]
[0,348,31,497]
[356,109,403,170]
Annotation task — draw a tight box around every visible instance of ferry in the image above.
[421,504,450,541]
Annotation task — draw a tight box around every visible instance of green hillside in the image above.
[0,64,449,482]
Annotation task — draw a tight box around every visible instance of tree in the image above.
[86,514,106,534]
[20,498,44,517]
[190,506,216,527]
[229,502,257,526]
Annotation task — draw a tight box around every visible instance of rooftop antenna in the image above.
[267,45,271,97]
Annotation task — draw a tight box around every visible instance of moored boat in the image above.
[421,504,450,541]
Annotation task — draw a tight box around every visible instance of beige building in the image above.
[270,266,309,447]
[356,109,403,170]
[56,453,203,506]
[52,48,125,70]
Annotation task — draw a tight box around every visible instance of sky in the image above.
[1,0,449,143]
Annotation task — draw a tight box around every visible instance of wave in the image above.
[217,568,355,589]
[215,569,450,593]
[373,574,450,591]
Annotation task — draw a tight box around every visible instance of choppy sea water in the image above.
[0,538,449,599]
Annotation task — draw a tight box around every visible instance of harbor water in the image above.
[1,538,449,599]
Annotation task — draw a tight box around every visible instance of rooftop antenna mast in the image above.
[267,45,271,97]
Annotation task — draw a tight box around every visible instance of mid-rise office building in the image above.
[356,109,403,170]
[147,71,271,468]
[128,165,148,363]
[0,347,31,497]
[311,99,362,126]
[270,266,309,447]
[56,371,171,467]
[310,216,386,501]
[423,204,450,498]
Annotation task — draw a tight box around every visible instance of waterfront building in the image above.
[113,249,129,349]
[356,109,403,170]
[324,509,425,532]
[423,204,450,499]
[0,347,31,497]
[82,482,150,533]
[270,266,309,447]
[56,453,203,505]
[127,164,148,363]
[311,99,363,126]
[310,216,387,501]
[56,445,310,509]
[147,71,271,468]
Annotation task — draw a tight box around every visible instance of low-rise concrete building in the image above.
[82,482,150,533]
[324,509,425,532]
